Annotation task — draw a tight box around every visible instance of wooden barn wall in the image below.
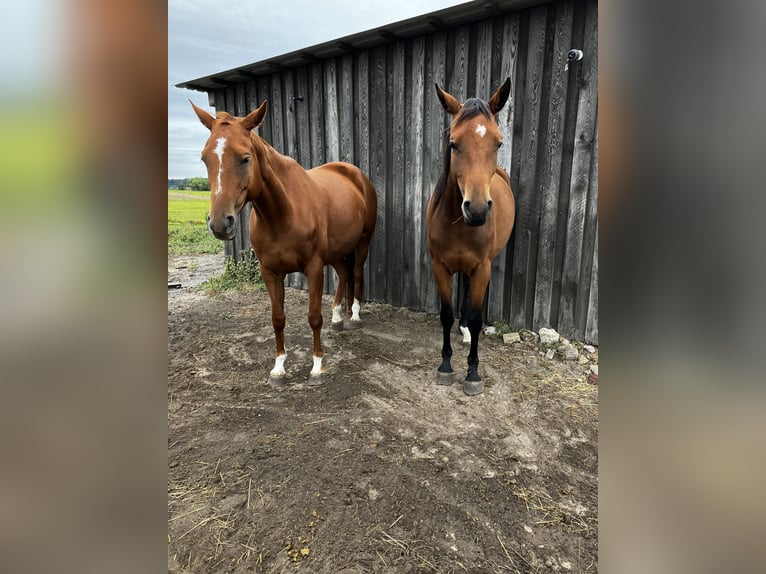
[213,0,598,343]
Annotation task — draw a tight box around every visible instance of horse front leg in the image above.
[261,265,287,387]
[464,262,491,395]
[432,261,455,386]
[305,260,327,385]
[459,273,472,343]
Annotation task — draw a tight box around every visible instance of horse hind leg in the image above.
[458,273,472,344]
[330,261,348,331]
[347,244,367,329]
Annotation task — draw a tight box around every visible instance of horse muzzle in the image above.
[207,213,237,240]
[462,199,492,227]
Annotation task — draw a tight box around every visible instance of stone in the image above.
[558,342,578,361]
[520,330,539,342]
[583,344,596,353]
[589,364,598,376]
[545,349,555,360]
[484,326,497,336]
[503,332,521,345]
[539,327,560,345]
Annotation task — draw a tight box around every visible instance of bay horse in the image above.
[191,100,377,386]
[427,78,516,395]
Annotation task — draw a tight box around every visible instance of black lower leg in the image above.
[466,306,482,382]
[459,273,471,330]
[438,301,454,373]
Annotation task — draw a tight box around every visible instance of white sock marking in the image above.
[311,355,323,376]
[213,136,226,195]
[270,353,286,377]
[351,298,361,321]
[460,326,471,343]
[475,124,487,138]
[332,304,343,324]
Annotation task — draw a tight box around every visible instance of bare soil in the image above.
[168,254,598,574]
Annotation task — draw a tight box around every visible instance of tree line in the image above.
[168,177,209,191]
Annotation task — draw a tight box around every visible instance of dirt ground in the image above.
[168,254,598,574]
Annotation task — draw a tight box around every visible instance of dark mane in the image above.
[432,98,493,207]
[432,129,452,208]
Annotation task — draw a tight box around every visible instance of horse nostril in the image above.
[206,213,211,223]
[487,200,493,210]
[225,215,235,229]
[463,201,471,210]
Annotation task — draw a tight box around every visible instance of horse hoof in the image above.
[463,379,484,396]
[268,374,287,388]
[435,371,455,386]
[308,373,327,386]
[331,321,344,331]
[347,319,363,330]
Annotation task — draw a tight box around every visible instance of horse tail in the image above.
[344,249,356,313]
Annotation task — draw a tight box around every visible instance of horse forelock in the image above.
[455,98,492,125]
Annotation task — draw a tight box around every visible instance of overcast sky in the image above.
[168,0,468,179]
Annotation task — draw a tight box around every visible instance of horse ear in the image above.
[242,101,268,131]
[190,100,215,130]
[488,77,511,115]
[435,84,462,116]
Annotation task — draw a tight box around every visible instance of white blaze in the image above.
[311,356,323,375]
[351,298,361,321]
[270,353,286,377]
[213,136,226,195]
[332,304,343,324]
[475,124,487,138]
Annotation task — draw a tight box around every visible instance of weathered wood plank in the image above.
[368,46,388,303]
[532,0,575,329]
[387,42,406,307]
[404,36,425,310]
[557,0,597,337]
[487,12,521,324]
[576,111,598,340]
[584,220,598,344]
[309,62,325,168]
[509,5,548,331]
[422,31,447,314]
[354,51,373,299]
[294,67,311,169]
[339,55,354,164]
[323,59,340,295]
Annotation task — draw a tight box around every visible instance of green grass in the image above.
[168,190,223,255]
[201,256,264,294]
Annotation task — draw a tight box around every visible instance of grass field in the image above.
[168,190,223,255]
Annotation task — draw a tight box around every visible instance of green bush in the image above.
[202,256,264,293]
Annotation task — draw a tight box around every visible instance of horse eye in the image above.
[497,141,503,149]
[241,156,250,165]
[449,141,459,152]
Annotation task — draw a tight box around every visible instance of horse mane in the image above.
[432,98,493,208]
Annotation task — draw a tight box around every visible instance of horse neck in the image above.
[248,134,295,218]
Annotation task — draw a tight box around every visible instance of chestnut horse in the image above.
[427,79,516,395]
[191,101,377,386]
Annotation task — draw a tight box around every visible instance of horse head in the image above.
[435,78,510,226]
[190,100,268,240]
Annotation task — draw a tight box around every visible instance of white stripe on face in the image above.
[213,137,226,195]
[475,124,487,138]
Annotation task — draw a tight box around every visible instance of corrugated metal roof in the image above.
[176,0,550,93]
